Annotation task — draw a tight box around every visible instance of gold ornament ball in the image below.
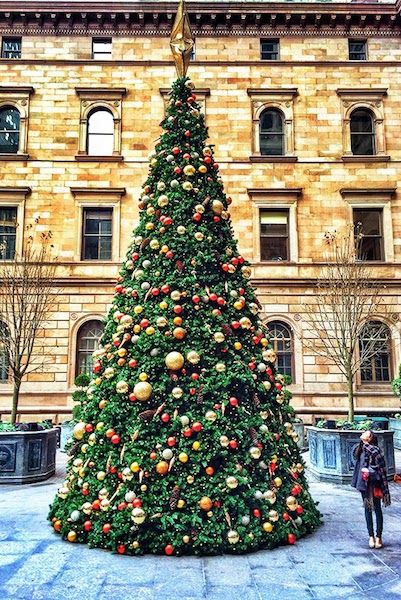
[165,351,185,371]
[130,462,141,473]
[205,410,217,422]
[140,484,147,492]
[67,530,77,543]
[234,342,242,350]
[132,541,140,549]
[268,510,279,522]
[214,332,225,343]
[226,476,238,489]
[274,477,283,488]
[186,350,201,365]
[227,530,240,544]
[215,362,226,373]
[131,507,146,524]
[212,200,224,215]
[183,535,190,543]
[96,471,106,481]
[133,381,153,401]
[262,521,274,533]
[172,387,184,399]
[286,495,298,509]
[178,452,189,463]
[72,422,86,441]
[187,475,194,484]
[156,461,169,475]
[177,499,185,508]
[220,435,229,448]
[192,441,201,451]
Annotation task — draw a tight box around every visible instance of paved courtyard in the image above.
[1,451,401,600]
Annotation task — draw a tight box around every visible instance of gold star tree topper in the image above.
[170,0,195,77]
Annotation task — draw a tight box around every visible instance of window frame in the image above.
[1,37,21,59]
[350,108,376,156]
[348,39,367,61]
[341,188,396,263]
[337,88,388,161]
[75,87,126,161]
[267,320,295,381]
[358,321,392,385]
[81,206,113,261]
[0,186,30,259]
[70,187,126,263]
[248,188,301,264]
[92,37,112,60]
[0,206,18,260]
[247,88,298,162]
[0,320,9,383]
[75,319,104,377]
[0,105,20,154]
[0,87,34,159]
[259,108,285,157]
[353,207,384,262]
[259,208,290,262]
[260,39,280,61]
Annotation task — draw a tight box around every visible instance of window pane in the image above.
[268,321,294,379]
[0,206,17,259]
[260,237,288,261]
[88,110,113,134]
[82,208,112,260]
[0,107,20,154]
[349,40,367,60]
[260,110,284,155]
[260,111,283,133]
[353,209,383,261]
[350,111,374,133]
[92,38,112,59]
[359,321,391,383]
[76,320,104,376]
[260,134,284,156]
[354,209,381,235]
[351,133,375,155]
[1,38,21,59]
[261,40,279,60]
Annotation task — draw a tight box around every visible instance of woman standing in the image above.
[351,430,391,549]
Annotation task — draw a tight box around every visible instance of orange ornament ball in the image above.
[173,316,183,326]
[53,520,62,532]
[205,466,214,476]
[155,460,169,475]
[173,327,186,340]
[199,496,213,511]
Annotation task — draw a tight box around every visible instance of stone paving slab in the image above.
[1,451,401,600]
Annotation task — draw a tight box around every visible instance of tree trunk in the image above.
[10,378,22,425]
[347,371,354,423]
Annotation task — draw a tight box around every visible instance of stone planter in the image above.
[293,421,306,450]
[307,426,395,484]
[0,428,57,484]
[388,417,401,450]
[59,422,74,452]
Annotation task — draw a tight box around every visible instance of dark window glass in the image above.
[359,321,391,383]
[0,321,9,382]
[353,208,383,261]
[260,209,289,261]
[260,109,284,156]
[0,106,20,154]
[349,40,367,61]
[87,108,114,155]
[0,207,17,259]
[350,109,375,155]
[268,321,294,380]
[82,208,112,260]
[76,320,104,376]
[261,39,279,60]
[1,37,21,59]
[92,38,112,60]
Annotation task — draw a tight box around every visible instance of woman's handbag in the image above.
[373,487,384,498]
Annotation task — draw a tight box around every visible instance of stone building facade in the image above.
[0,0,401,421]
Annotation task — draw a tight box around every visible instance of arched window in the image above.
[259,109,284,156]
[0,321,9,382]
[87,108,114,156]
[268,320,294,381]
[0,106,20,154]
[76,320,104,376]
[350,109,375,155]
[359,321,391,383]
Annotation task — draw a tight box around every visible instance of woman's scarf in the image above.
[362,443,391,509]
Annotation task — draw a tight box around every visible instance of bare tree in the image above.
[302,226,392,423]
[0,220,59,424]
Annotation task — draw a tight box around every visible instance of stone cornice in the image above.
[0,2,399,37]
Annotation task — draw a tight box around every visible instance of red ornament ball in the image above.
[165,544,174,555]
[288,533,296,545]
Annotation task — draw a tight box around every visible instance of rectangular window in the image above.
[261,39,279,60]
[1,37,21,59]
[82,208,112,260]
[353,208,384,261]
[348,39,367,61]
[92,38,112,60]
[260,209,289,261]
[0,207,17,259]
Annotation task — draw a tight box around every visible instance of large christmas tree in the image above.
[48,8,321,554]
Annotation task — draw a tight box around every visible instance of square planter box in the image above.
[389,417,401,450]
[0,428,57,484]
[307,426,395,484]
